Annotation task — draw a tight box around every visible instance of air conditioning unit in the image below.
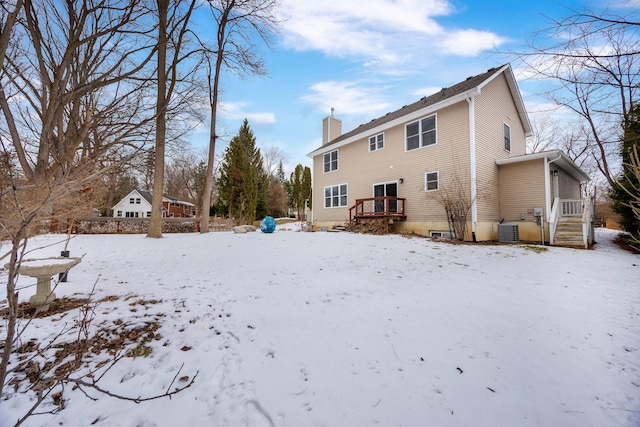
[498,223,519,243]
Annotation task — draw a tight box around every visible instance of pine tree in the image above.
[611,104,640,237]
[217,119,265,223]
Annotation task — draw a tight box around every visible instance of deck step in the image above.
[552,217,587,247]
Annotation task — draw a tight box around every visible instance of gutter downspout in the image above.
[467,96,477,241]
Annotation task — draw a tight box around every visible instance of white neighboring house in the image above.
[112,190,154,218]
[112,190,195,218]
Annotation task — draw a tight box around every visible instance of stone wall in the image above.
[73,218,200,234]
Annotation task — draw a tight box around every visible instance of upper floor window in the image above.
[425,171,439,192]
[369,133,384,152]
[504,123,511,152]
[406,114,437,151]
[129,198,134,204]
[324,150,338,173]
[135,198,141,204]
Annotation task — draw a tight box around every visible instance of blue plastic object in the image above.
[260,216,276,233]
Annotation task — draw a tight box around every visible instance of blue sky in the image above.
[188,0,638,173]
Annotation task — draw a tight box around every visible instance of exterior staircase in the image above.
[553,216,586,248]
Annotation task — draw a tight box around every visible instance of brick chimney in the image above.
[322,107,342,146]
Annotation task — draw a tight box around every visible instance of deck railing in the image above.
[348,197,406,223]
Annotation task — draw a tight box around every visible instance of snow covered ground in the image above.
[1,227,639,427]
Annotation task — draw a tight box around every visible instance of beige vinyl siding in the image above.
[474,74,527,222]
[312,101,470,223]
[498,159,546,222]
[557,169,581,199]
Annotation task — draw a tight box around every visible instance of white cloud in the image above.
[299,80,392,116]
[279,0,506,65]
[218,101,276,124]
[439,29,507,56]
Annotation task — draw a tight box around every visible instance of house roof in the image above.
[495,150,591,182]
[308,63,532,158]
[112,190,195,210]
[163,194,195,207]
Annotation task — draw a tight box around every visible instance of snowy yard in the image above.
[1,227,639,426]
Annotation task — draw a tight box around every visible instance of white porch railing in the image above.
[549,198,595,247]
[561,199,583,216]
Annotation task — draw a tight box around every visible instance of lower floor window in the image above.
[324,184,348,208]
[425,171,439,191]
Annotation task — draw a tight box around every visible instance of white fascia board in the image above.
[307,89,481,158]
[495,150,559,165]
[496,150,591,182]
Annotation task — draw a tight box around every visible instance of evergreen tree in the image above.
[302,165,312,211]
[217,119,265,223]
[611,104,640,237]
[290,164,312,220]
[276,161,286,184]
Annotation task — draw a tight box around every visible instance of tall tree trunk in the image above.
[148,0,168,238]
[200,8,229,233]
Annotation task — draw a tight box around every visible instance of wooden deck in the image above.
[348,197,407,223]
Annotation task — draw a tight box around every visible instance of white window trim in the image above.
[503,122,511,152]
[430,230,454,238]
[324,183,348,208]
[405,113,437,152]
[425,171,439,192]
[368,132,385,152]
[323,149,339,173]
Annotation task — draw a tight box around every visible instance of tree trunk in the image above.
[148,0,168,238]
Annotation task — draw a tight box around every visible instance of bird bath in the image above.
[6,257,81,312]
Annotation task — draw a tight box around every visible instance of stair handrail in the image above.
[549,197,560,245]
[581,197,593,248]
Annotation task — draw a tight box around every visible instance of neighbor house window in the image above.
[324,184,348,208]
[504,123,511,152]
[406,114,437,151]
[425,171,439,191]
[146,211,151,217]
[323,150,338,172]
[117,211,122,217]
[129,198,134,204]
[136,198,141,204]
[369,133,384,152]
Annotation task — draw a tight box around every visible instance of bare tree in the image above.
[261,145,288,178]
[0,0,24,72]
[1,0,159,185]
[165,150,212,214]
[199,0,281,233]
[515,7,639,185]
[147,0,198,238]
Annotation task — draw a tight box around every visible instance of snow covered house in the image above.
[112,190,195,218]
[307,64,593,246]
